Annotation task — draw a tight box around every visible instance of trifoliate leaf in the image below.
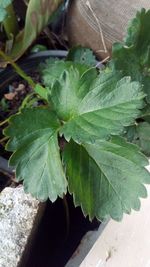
[67,46,97,67]
[48,63,145,143]
[63,137,150,221]
[4,108,67,202]
[112,9,150,103]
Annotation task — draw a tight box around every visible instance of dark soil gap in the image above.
[22,195,99,267]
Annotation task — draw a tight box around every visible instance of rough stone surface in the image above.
[0,186,39,267]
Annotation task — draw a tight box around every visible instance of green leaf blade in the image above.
[136,122,150,157]
[60,74,145,143]
[41,60,92,89]
[63,138,150,221]
[67,46,97,67]
[4,108,60,151]
[4,108,67,202]
[50,66,97,121]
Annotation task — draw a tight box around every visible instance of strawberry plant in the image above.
[111,9,150,157]
[2,9,150,222]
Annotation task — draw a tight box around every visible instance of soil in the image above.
[0,70,40,189]
[0,70,40,120]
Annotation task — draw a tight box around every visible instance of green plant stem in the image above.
[3,3,19,39]
[0,136,9,144]
[19,92,38,110]
[63,196,70,241]
[0,118,9,126]
[0,50,36,88]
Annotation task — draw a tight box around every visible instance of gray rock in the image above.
[0,186,40,267]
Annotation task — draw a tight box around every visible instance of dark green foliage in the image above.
[112,8,150,156]
[3,9,150,221]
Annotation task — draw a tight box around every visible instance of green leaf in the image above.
[4,108,67,202]
[67,46,97,67]
[141,105,150,123]
[112,9,150,103]
[63,137,150,221]
[1,0,63,62]
[41,60,92,89]
[125,9,150,62]
[123,125,138,143]
[136,122,150,156]
[124,121,150,156]
[0,0,12,8]
[48,63,145,143]
[50,65,97,121]
[0,0,12,22]
[0,8,7,22]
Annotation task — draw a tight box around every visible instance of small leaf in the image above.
[63,138,150,221]
[136,122,150,156]
[123,125,138,143]
[141,105,150,123]
[4,108,67,202]
[41,60,92,89]
[112,9,150,103]
[67,46,97,67]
